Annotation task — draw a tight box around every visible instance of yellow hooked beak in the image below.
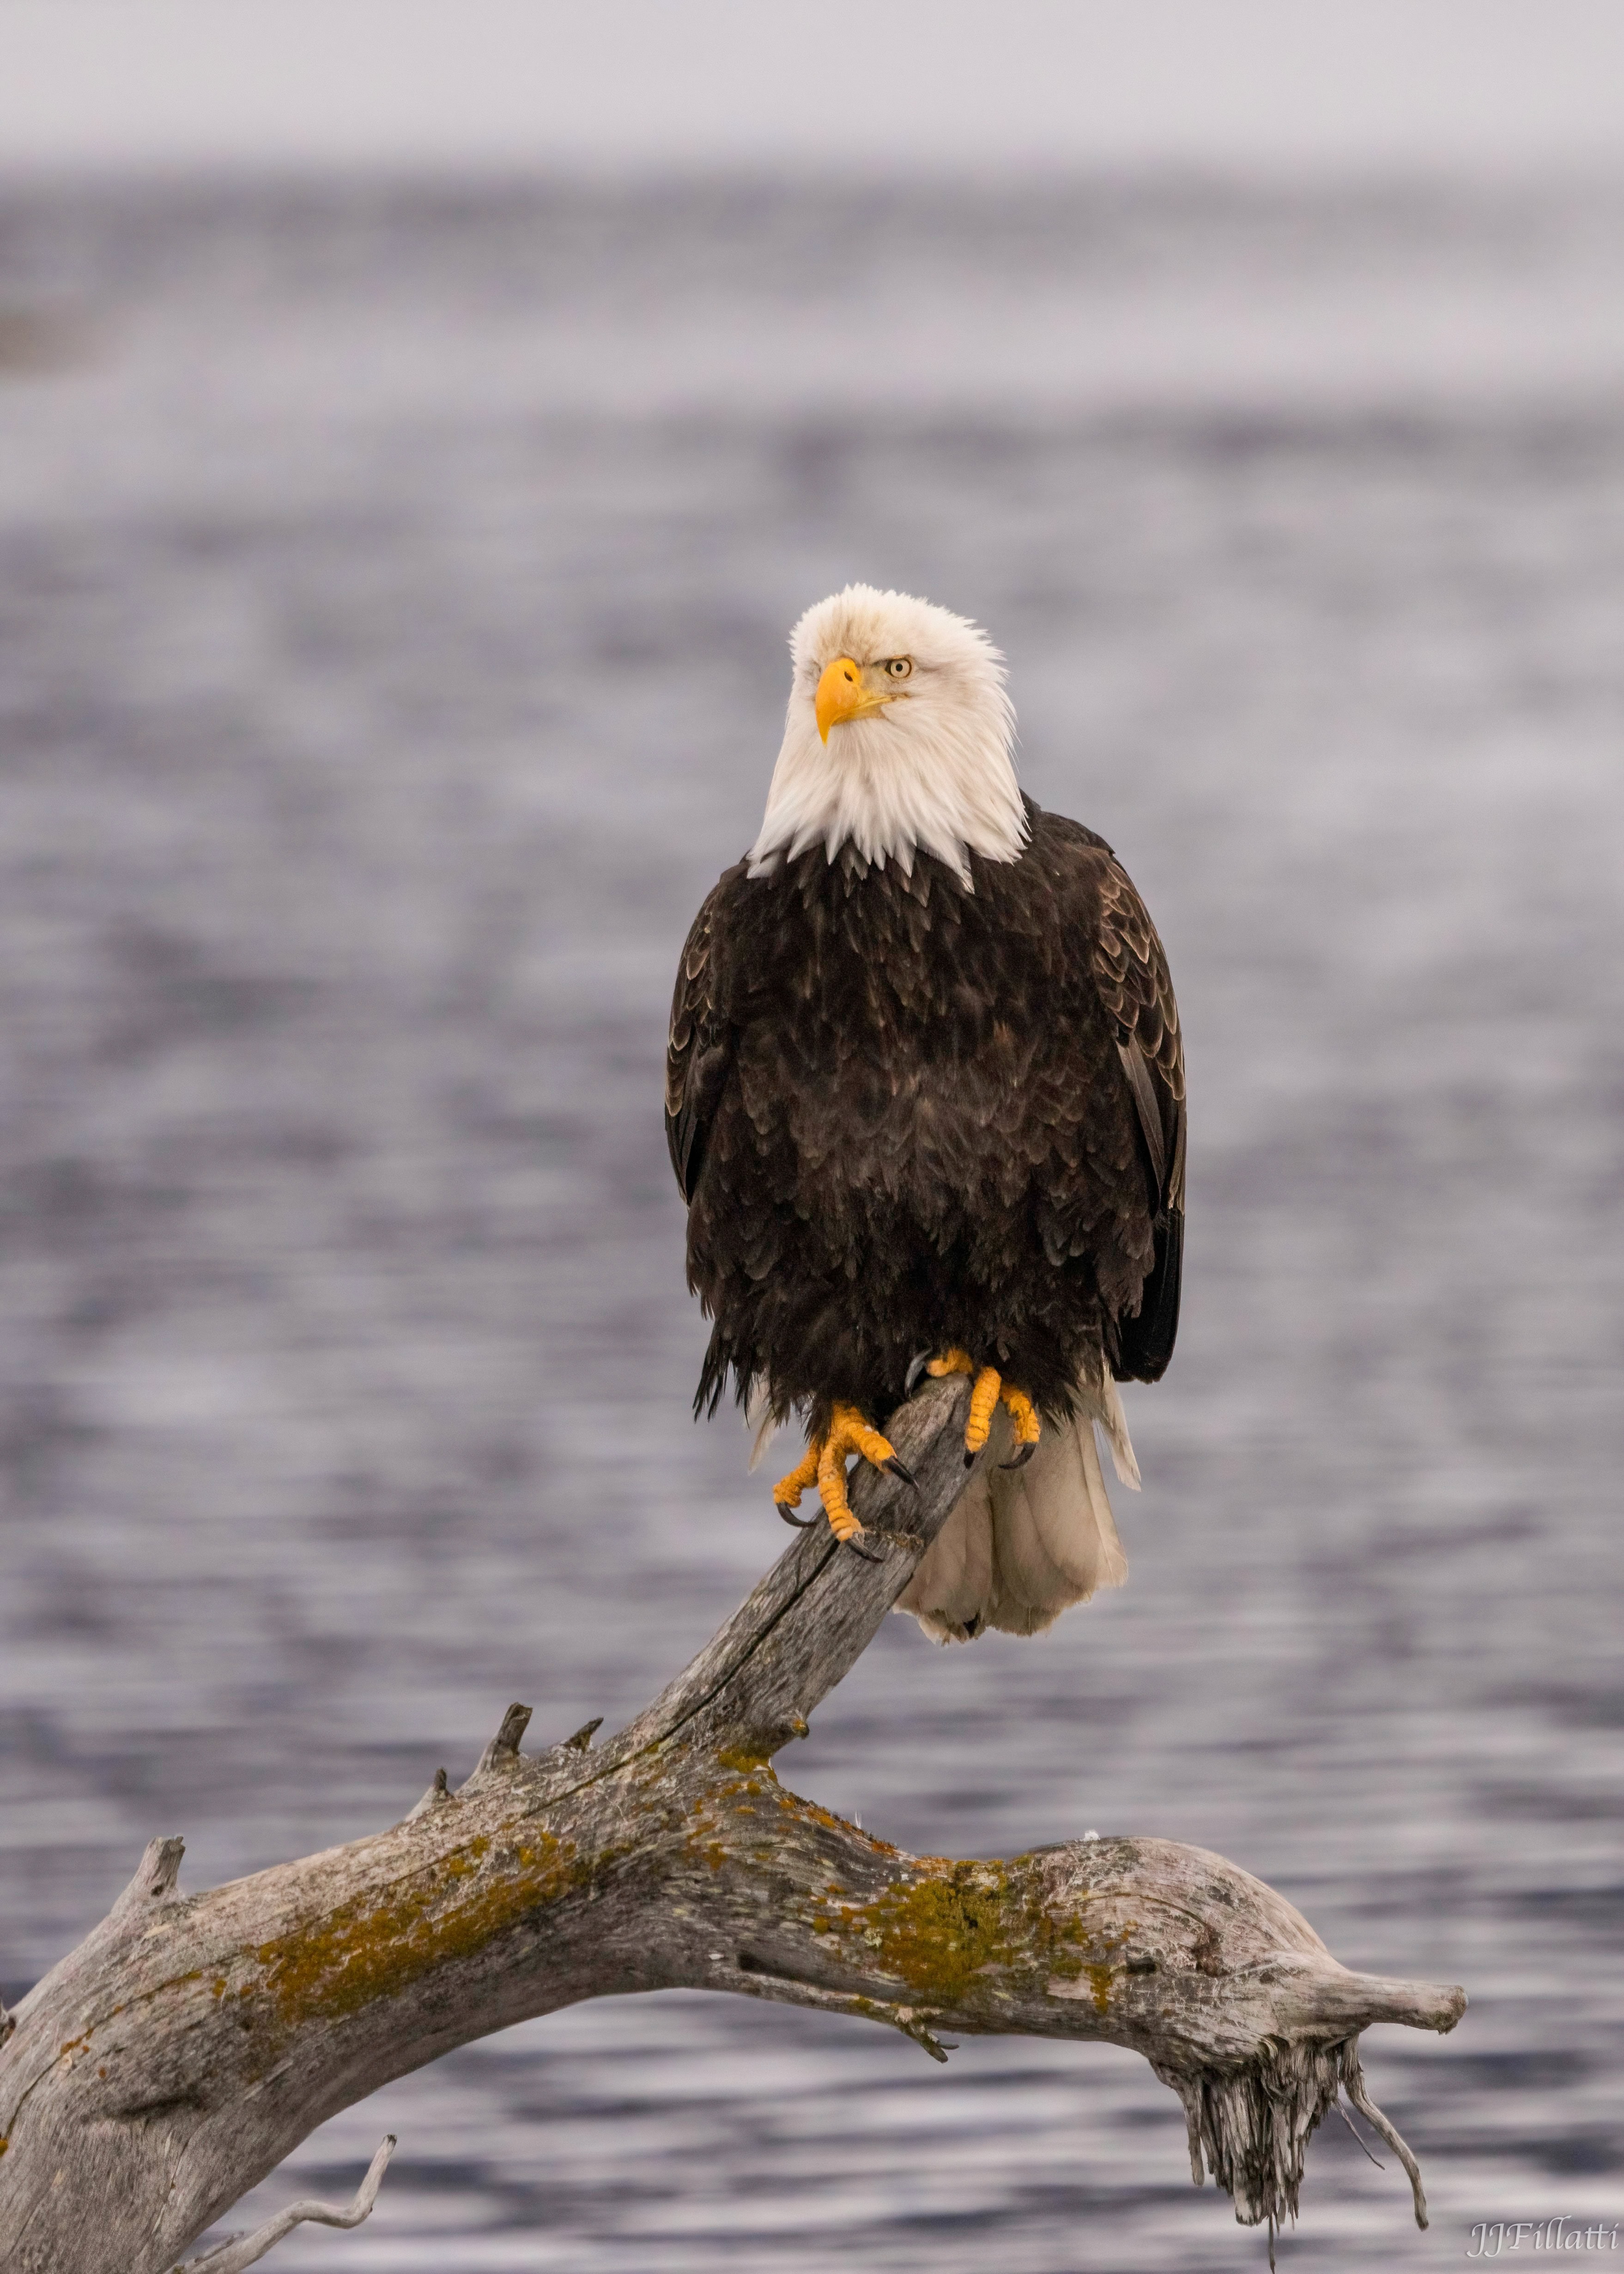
[815,655,904,744]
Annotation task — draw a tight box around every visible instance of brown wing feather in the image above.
[1084,851,1186,1380]
[665,869,736,1205]
[1092,860,1186,1214]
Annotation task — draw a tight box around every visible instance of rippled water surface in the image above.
[0,177,1621,2267]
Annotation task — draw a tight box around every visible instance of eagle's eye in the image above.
[884,657,913,680]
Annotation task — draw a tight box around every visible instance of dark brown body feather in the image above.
[666,799,1185,1430]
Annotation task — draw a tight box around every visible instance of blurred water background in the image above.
[0,173,1621,2268]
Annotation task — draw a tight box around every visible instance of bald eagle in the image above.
[666,587,1184,1642]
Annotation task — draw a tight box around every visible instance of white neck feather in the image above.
[746,586,1026,889]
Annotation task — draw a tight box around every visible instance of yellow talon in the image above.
[816,1432,862,1541]
[818,1403,899,1539]
[840,1409,901,1469]
[926,1348,974,1380]
[772,1443,819,1513]
[1001,1385,1042,1447]
[775,1403,901,1542]
[965,1365,1002,1454]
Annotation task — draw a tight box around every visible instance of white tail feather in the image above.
[1093,1363,1141,1489]
[745,1379,781,1473]
[899,1465,998,1646]
[894,1359,1136,1644]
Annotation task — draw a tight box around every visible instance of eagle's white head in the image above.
[747,585,1025,888]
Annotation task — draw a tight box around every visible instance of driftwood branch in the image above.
[0,1378,1465,2273]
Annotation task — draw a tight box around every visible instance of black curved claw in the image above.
[843,1531,886,1562]
[776,1501,817,1529]
[903,1350,931,1397]
[884,1454,919,1491]
[1000,1440,1039,1471]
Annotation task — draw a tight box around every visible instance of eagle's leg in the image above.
[925,1349,1043,1469]
[773,1407,913,1542]
[817,1406,903,1541]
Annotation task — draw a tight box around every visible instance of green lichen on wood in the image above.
[805,1846,1136,2015]
[836,1865,1017,2005]
[251,1828,588,2032]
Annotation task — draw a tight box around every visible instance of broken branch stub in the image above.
[173,2137,396,2274]
[0,1376,1464,2274]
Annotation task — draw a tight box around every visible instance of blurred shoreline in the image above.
[5,171,1624,423]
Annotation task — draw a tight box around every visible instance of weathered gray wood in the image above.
[0,1377,1465,2273]
[611,1375,977,1763]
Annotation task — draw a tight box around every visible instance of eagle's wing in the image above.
[665,870,736,1206]
[1090,852,1186,1380]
